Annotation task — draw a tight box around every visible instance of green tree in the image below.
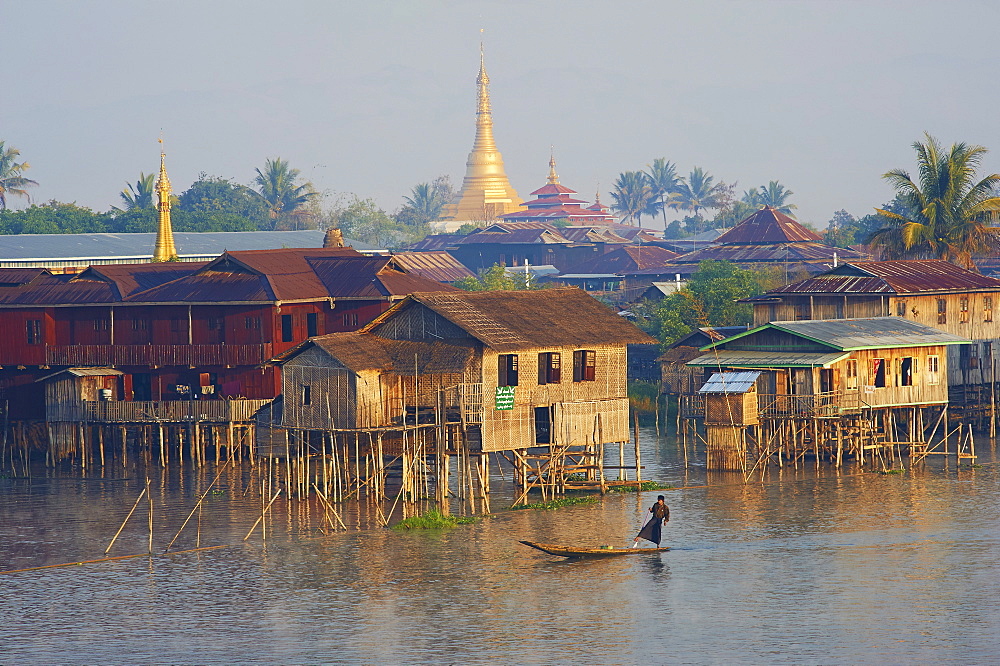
[869,133,1000,269]
[755,180,797,215]
[644,158,680,230]
[610,171,655,226]
[254,157,318,230]
[823,209,858,248]
[674,167,726,218]
[177,174,271,228]
[334,196,421,248]
[453,263,540,291]
[0,201,111,234]
[114,173,156,212]
[396,175,453,227]
[0,141,39,210]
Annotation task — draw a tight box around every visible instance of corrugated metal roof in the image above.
[456,229,569,245]
[699,370,762,393]
[390,252,475,283]
[688,351,849,368]
[38,367,123,382]
[282,332,474,374]
[673,242,867,264]
[0,230,382,261]
[714,207,822,243]
[0,268,49,286]
[309,256,459,298]
[812,260,1000,293]
[709,317,970,352]
[76,263,208,299]
[569,245,679,275]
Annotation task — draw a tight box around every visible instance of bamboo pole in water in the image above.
[146,478,153,555]
[105,486,148,554]
[244,489,282,541]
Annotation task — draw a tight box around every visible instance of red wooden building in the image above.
[0,248,456,420]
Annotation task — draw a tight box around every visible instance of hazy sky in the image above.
[6,0,1000,229]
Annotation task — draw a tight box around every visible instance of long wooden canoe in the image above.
[519,540,670,558]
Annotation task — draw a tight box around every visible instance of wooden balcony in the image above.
[75,398,272,423]
[45,344,273,367]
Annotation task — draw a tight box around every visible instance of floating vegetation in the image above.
[607,481,674,493]
[391,509,479,530]
[509,496,599,511]
[876,468,906,475]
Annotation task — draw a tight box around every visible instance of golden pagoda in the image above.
[152,143,178,262]
[435,46,523,231]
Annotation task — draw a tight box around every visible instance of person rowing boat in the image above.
[632,495,669,547]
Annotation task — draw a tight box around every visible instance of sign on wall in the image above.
[495,386,515,410]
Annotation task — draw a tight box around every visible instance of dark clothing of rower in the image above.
[633,496,670,547]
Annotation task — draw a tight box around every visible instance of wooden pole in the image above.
[105,486,148,554]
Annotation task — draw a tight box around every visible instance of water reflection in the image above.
[1,429,999,664]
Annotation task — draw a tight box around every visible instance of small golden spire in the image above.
[595,185,602,205]
[153,139,178,262]
[547,147,559,184]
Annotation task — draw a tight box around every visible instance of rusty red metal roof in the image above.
[714,207,822,244]
[673,242,866,264]
[0,268,49,287]
[390,252,475,283]
[767,260,1000,295]
[457,229,570,245]
[77,262,208,299]
[529,183,578,196]
[0,272,119,305]
[308,255,458,298]
[570,246,679,275]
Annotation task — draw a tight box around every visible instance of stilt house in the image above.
[266,288,655,497]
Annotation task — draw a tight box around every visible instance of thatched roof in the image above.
[375,287,656,351]
[277,331,474,374]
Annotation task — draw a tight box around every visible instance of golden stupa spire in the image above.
[435,40,523,231]
[153,138,178,262]
[547,147,559,184]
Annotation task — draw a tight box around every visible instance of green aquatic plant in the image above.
[875,468,906,475]
[607,481,674,493]
[509,496,599,511]
[391,509,478,530]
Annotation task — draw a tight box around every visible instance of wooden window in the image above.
[969,344,980,369]
[170,317,182,333]
[301,385,312,406]
[986,296,994,323]
[845,359,858,390]
[927,355,940,385]
[794,302,810,320]
[538,352,561,384]
[244,316,261,329]
[25,319,42,345]
[498,354,519,387]
[960,297,969,324]
[573,350,596,382]
[937,298,947,324]
[342,312,359,328]
[896,300,907,317]
[93,319,108,331]
[207,317,224,330]
[900,357,914,386]
[132,319,148,331]
[307,312,318,337]
[871,358,886,388]
[281,314,293,342]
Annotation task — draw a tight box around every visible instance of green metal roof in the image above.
[687,350,850,369]
[702,317,969,352]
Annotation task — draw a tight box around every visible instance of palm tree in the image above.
[254,157,317,229]
[0,141,39,210]
[869,133,1000,270]
[114,173,156,212]
[644,158,680,230]
[674,167,725,218]
[609,171,655,226]
[756,180,797,215]
[400,182,448,226]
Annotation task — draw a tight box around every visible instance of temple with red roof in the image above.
[498,154,617,226]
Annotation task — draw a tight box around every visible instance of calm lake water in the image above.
[2,428,999,664]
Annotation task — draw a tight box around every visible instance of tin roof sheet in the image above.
[389,252,475,283]
[569,245,679,275]
[791,260,1000,294]
[699,370,762,393]
[714,207,822,243]
[687,351,849,368]
[708,317,970,351]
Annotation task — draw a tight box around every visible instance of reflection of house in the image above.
[741,260,1000,388]
[682,317,969,470]
[671,206,867,275]
[268,288,654,498]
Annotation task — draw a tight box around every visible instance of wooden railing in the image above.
[680,390,862,420]
[46,344,273,367]
[78,399,272,423]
